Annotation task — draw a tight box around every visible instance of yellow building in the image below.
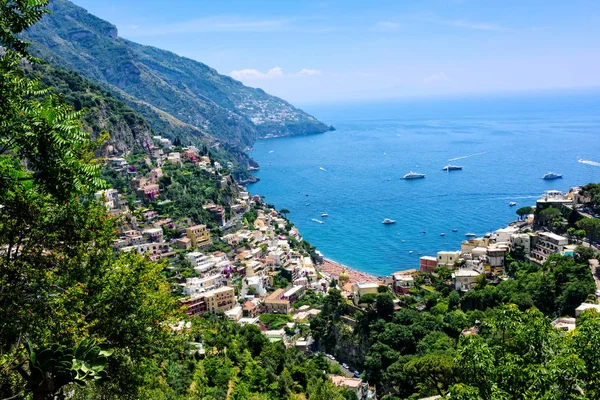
[264,288,290,314]
[186,224,212,248]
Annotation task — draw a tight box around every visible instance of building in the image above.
[510,233,532,253]
[575,302,600,318]
[531,232,568,263]
[264,288,290,314]
[437,251,461,268]
[329,375,369,400]
[186,224,212,248]
[393,274,415,295]
[225,305,243,321]
[175,237,192,250]
[94,189,120,210]
[136,184,160,201]
[180,286,235,317]
[419,256,438,273]
[551,317,576,332]
[453,269,482,291]
[142,228,164,243]
[495,226,519,243]
[283,285,305,302]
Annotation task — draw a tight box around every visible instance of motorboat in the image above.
[321,213,328,217]
[509,202,517,207]
[465,233,477,237]
[403,171,425,179]
[542,172,563,180]
[440,233,445,236]
[442,165,463,171]
[452,229,458,232]
[382,218,396,224]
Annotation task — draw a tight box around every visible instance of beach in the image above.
[319,258,380,283]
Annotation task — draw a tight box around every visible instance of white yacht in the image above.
[542,172,563,180]
[382,218,396,225]
[403,171,425,179]
[465,233,477,237]
[442,165,463,171]
[509,202,517,207]
[321,213,328,217]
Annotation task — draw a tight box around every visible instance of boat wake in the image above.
[319,167,328,172]
[448,151,488,161]
[579,159,600,167]
[311,218,325,224]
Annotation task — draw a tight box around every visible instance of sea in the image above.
[247,90,600,277]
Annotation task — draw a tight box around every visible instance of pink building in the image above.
[419,256,438,273]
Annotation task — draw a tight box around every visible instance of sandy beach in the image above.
[319,258,380,283]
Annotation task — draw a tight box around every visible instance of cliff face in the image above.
[24,0,330,153]
[30,62,152,154]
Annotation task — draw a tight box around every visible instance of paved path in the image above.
[590,259,600,299]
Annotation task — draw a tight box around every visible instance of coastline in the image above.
[319,257,381,283]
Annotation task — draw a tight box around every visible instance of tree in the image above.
[376,293,395,321]
[538,207,562,226]
[279,208,290,218]
[577,218,600,243]
[0,4,180,397]
[516,206,533,220]
[574,245,596,264]
[448,291,461,309]
[247,286,259,296]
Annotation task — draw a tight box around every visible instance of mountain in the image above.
[23,0,330,154]
[28,61,152,154]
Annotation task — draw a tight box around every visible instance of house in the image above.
[94,189,120,210]
[264,288,290,314]
[283,285,305,302]
[531,232,568,263]
[329,375,369,400]
[551,317,576,332]
[510,233,532,253]
[575,302,600,317]
[243,300,260,317]
[353,282,379,298]
[437,251,461,268]
[453,269,482,291]
[419,256,438,273]
[136,184,160,201]
[246,276,266,297]
[148,168,163,184]
[393,274,415,294]
[495,226,519,243]
[175,237,192,250]
[186,224,211,248]
[142,228,164,243]
[180,286,235,317]
[225,305,243,321]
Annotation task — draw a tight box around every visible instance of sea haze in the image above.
[247,90,600,276]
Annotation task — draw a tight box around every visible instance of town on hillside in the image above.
[99,136,600,400]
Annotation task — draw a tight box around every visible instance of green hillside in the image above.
[24,0,330,151]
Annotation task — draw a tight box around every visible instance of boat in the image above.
[442,165,463,171]
[403,171,425,179]
[440,233,445,236]
[382,218,396,225]
[465,233,477,237]
[542,172,563,180]
[409,250,413,254]
[509,202,517,207]
[306,203,310,206]
[321,213,328,217]
[402,240,406,243]
[452,229,458,232]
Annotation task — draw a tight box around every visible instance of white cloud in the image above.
[424,72,449,83]
[374,21,401,31]
[230,67,323,81]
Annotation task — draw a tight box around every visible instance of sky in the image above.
[71,0,600,104]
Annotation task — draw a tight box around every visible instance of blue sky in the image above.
[72,0,600,104]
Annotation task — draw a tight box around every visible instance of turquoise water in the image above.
[247,91,600,276]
